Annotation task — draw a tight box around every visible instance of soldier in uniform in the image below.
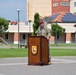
[36,19,51,64]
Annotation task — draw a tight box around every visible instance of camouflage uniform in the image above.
[37,22,51,39]
[36,22,51,64]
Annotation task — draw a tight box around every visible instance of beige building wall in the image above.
[27,0,52,21]
[70,0,76,13]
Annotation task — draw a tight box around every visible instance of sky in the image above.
[0,0,27,21]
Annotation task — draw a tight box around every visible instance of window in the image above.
[53,3,58,7]
[5,34,8,39]
[60,2,70,6]
[22,34,26,40]
[74,2,76,7]
[74,12,76,14]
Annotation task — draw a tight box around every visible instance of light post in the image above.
[56,19,58,46]
[75,31,76,43]
[17,9,21,49]
[28,20,32,36]
[74,25,76,43]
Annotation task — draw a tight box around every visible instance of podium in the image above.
[28,36,49,65]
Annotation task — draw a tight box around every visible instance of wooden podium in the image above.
[28,36,49,65]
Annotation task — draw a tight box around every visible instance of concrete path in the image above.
[0,57,76,75]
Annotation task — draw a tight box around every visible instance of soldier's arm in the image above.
[46,29,51,40]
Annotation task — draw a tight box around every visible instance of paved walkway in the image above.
[0,57,76,75]
[0,45,76,49]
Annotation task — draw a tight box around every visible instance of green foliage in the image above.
[0,48,76,58]
[33,13,40,36]
[0,49,28,58]
[50,49,76,56]
[0,17,9,33]
[51,23,65,36]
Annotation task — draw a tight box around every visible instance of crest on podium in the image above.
[32,46,37,55]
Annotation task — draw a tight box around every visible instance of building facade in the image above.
[70,0,76,14]
[27,0,52,21]
[46,12,76,43]
[27,0,71,21]
[1,18,76,44]
[0,22,33,44]
[52,0,70,14]
[48,23,76,44]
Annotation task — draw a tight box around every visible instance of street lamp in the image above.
[17,9,21,49]
[56,19,58,46]
[28,20,32,36]
[74,24,76,43]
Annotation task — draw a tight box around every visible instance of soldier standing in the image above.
[36,19,51,64]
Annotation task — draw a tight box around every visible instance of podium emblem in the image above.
[32,46,37,55]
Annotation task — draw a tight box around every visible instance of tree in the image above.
[0,17,9,34]
[51,23,65,44]
[32,13,40,36]
[51,23,65,36]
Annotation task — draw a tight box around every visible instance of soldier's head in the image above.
[39,19,44,28]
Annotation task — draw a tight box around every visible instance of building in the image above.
[27,0,70,21]
[27,0,52,21]
[52,0,70,14]
[1,0,76,45]
[0,21,33,44]
[70,0,76,14]
[1,12,76,44]
[45,12,76,43]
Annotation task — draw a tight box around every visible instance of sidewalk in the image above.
[0,45,76,49]
[0,57,76,75]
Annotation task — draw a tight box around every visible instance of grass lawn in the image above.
[0,48,76,58]
[50,43,76,47]
[0,48,28,58]
[50,49,76,56]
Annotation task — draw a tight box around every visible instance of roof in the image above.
[44,12,76,23]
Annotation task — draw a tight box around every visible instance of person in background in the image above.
[36,19,51,64]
